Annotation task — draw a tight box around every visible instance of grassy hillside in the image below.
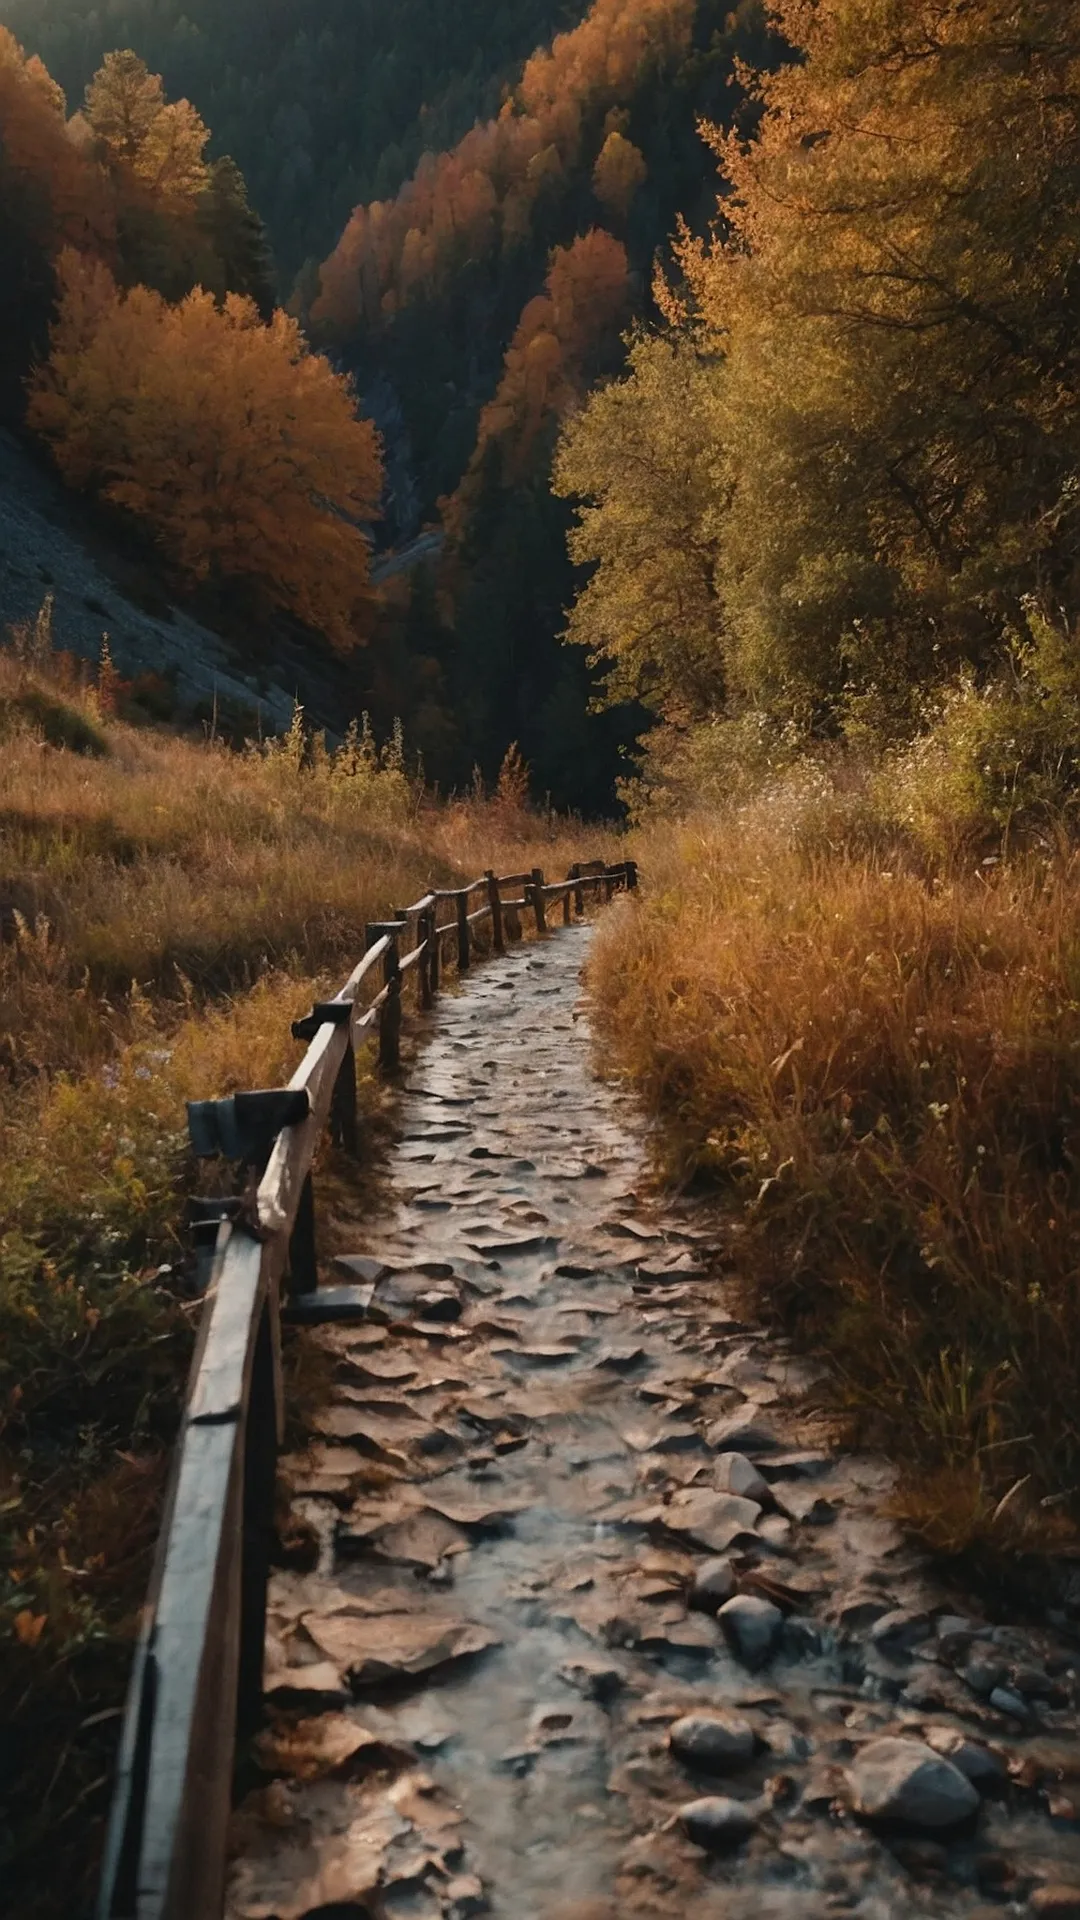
[0,630,614,1918]
[589,777,1080,1567]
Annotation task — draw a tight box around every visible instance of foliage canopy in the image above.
[558,0,1080,744]
[28,253,384,648]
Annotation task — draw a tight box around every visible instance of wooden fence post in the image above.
[569,862,584,917]
[368,923,401,1073]
[486,870,504,954]
[531,866,547,935]
[456,890,471,972]
[286,1171,318,1300]
[429,904,441,995]
[419,907,434,1010]
[625,858,639,892]
[562,884,572,926]
[330,1042,358,1155]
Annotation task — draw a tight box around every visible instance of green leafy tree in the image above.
[554,331,726,715]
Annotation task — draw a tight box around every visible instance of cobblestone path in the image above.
[227,922,1080,1920]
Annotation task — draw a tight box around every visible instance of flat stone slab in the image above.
[303,1611,500,1689]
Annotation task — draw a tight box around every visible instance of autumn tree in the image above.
[84,50,209,203]
[555,332,726,713]
[592,129,647,221]
[312,0,694,336]
[445,229,630,535]
[0,27,113,417]
[28,252,384,648]
[693,0,1080,726]
[560,0,1080,739]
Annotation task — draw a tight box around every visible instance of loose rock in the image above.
[847,1737,980,1829]
[688,1556,736,1612]
[678,1795,758,1852]
[669,1711,757,1771]
[717,1593,783,1669]
[714,1452,770,1502]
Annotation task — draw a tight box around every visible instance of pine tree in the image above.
[198,156,277,316]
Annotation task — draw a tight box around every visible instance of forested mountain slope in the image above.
[0,0,591,280]
[307,0,775,811]
[0,0,777,812]
[0,30,389,734]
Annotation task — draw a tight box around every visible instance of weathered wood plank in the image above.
[486,870,504,954]
[114,1229,264,1919]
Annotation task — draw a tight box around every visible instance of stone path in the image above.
[227,923,1080,1920]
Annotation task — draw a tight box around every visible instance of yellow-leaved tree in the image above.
[558,0,1080,737]
[592,129,647,221]
[83,49,209,204]
[28,251,383,648]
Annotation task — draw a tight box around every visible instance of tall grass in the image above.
[0,641,616,1918]
[590,795,1080,1558]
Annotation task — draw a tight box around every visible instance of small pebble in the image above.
[447,1874,489,1917]
[714,1451,770,1502]
[989,1685,1028,1720]
[924,1727,1006,1788]
[764,1719,812,1763]
[869,1607,933,1653]
[1013,1663,1055,1697]
[961,1656,1004,1697]
[847,1736,979,1829]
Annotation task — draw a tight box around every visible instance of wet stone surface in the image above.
[227,924,1080,1920]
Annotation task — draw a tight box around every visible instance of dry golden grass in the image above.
[591,802,1080,1558]
[0,642,618,1917]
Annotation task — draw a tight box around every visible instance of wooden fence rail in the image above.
[97,856,636,1920]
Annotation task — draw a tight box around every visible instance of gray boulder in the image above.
[847,1737,979,1829]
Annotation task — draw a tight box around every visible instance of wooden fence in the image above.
[96,856,636,1920]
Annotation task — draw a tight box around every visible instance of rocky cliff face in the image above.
[0,430,296,733]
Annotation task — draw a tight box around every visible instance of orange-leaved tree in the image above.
[312,0,692,336]
[28,251,383,648]
[444,228,630,538]
[0,28,112,252]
